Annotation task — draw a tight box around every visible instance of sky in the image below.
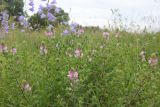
[24,0,160,31]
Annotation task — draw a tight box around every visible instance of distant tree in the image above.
[49,6,69,25]
[0,0,24,16]
[0,0,7,11]
[28,5,69,29]
[5,0,24,16]
[28,13,48,29]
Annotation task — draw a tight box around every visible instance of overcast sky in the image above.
[24,0,160,31]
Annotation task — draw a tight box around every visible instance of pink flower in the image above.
[76,28,84,36]
[68,70,78,80]
[103,32,109,39]
[74,48,83,58]
[45,31,53,38]
[148,53,158,66]
[148,57,158,66]
[11,47,17,55]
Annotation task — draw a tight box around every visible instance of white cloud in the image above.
[24,0,160,30]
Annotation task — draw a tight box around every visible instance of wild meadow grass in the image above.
[0,28,160,107]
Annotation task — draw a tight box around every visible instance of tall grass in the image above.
[0,28,160,107]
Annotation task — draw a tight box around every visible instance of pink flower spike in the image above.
[148,57,158,66]
[11,47,17,55]
[76,28,84,36]
[74,49,83,58]
[102,32,109,40]
[148,53,158,66]
[73,71,78,79]
[68,70,78,80]
[45,31,53,38]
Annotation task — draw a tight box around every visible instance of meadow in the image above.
[0,26,160,107]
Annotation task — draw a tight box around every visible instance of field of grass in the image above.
[0,28,160,107]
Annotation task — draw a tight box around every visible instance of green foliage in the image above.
[0,28,160,106]
[49,6,69,24]
[28,6,69,29]
[28,13,48,29]
[0,0,24,16]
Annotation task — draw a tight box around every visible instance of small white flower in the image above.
[140,49,146,62]
[75,49,83,58]
[21,81,32,92]
[40,42,47,55]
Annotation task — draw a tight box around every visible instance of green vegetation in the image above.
[28,6,69,29]
[0,28,160,107]
[0,0,24,16]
